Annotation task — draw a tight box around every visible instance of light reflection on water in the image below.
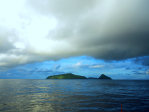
[0,79,149,112]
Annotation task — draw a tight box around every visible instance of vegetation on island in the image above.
[46,73,86,79]
[46,73,112,79]
[98,74,112,79]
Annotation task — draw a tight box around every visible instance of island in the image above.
[46,73,112,79]
[46,73,86,79]
[98,74,112,79]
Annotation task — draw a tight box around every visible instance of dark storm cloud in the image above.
[26,0,149,61]
[1,0,149,69]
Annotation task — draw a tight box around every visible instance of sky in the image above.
[0,0,149,79]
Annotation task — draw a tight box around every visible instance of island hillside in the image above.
[99,74,112,79]
[46,73,86,79]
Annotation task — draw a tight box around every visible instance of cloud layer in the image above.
[0,0,149,69]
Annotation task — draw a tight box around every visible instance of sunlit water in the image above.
[0,79,149,112]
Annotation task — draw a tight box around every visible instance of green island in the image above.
[46,73,112,79]
[46,73,86,79]
[98,74,112,79]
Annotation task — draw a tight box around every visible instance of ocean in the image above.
[0,79,149,112]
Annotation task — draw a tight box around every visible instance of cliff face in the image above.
[99,74,112,79]
[46,73,86,79]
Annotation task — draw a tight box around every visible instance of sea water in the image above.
[0,79,149,112]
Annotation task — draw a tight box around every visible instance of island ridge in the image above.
[46,73,112,79]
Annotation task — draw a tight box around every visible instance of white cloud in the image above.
[89,65,104,68]
[74,61,83,66]
[14,42,25,49]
